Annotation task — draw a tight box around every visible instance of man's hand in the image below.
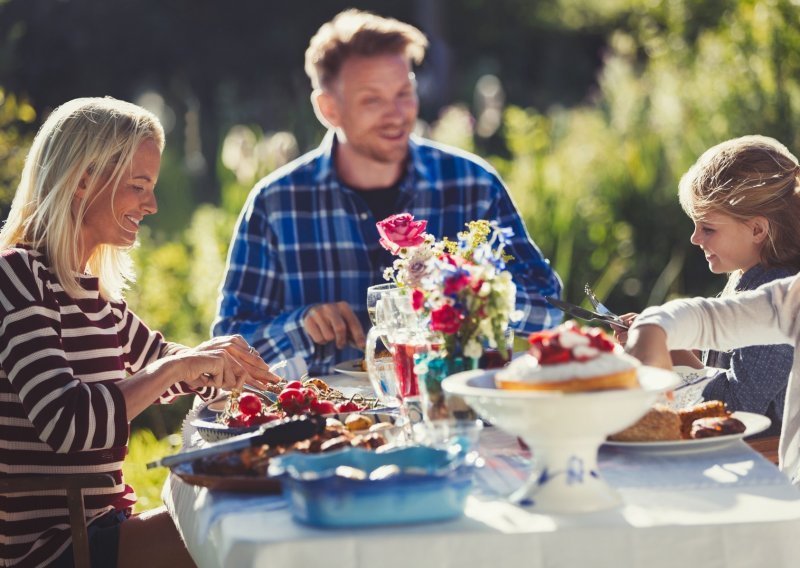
[304,301,366,350]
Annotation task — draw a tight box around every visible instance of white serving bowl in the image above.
[442,366,679,513]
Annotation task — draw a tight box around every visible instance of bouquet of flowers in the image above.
[376,213,521,363]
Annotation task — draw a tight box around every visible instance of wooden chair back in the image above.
[0,473,116,568]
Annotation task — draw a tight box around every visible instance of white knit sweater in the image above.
[633,274,800,482]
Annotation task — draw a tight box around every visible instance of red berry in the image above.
[278,388,303,402]
[284,380,303,390]
[227,414,251,428]
[540,350,570,365]
[336,401,361,413]
[277,388,305,415]
[237,393,262,417]
[249,413,281,425]
[311,400,337,415]
[300,387,317,403]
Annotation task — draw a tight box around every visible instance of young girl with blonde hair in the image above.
[617,135,800,436]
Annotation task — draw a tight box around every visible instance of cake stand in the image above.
[442,366,679,513]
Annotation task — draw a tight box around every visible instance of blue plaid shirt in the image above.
[212,132,562,373]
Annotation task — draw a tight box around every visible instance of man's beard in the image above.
[353,131,410,165]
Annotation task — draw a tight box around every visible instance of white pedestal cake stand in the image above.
[442,366,679,513]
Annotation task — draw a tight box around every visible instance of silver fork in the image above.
[584,283,621,320]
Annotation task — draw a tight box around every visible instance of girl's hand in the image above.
[610,313,639,346]
[192,335,281,387]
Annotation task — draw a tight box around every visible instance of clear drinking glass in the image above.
[366,283,400,326]
[412,418,484,458]
[363,336,400,407]
[365,286,405,408]
[365,291,424,415]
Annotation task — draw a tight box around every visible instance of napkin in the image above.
[661,366,718,409]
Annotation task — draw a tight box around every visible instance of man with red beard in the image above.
[213,9,562,374]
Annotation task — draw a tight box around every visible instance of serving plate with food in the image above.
[332,358,370,379]
[603,412,769,454]
[605,400,770,453]
[192,403,398,443]
[169,410,404,492]
[193,376,391,442]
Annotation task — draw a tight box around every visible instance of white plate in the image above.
[603,411,771,454]
[333,358,369,379]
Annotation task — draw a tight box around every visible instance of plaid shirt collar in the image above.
[312,130,431,194]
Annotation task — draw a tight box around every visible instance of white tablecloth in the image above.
[163,379,800,568]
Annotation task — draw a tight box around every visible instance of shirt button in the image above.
[360,212,369,221]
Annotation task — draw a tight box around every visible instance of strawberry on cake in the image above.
[495,322,640,392]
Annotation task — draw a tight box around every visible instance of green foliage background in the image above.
[122,0,800,347]
[1,1,800,498]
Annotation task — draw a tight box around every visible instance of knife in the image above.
[545,296,629,329]
[147,414,326,470]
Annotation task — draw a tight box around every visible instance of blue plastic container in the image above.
[270,446,474,528]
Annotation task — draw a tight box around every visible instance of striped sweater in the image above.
[0,246,212,567]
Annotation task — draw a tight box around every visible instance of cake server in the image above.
[584,283,622,320]
[545,297,628,329]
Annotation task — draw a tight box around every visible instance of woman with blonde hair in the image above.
[0,97,277,567]
[615,135,800,435]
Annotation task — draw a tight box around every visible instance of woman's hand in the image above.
[610,312,639,346]
[192,335,281,388]
[176,348,251,392]
[119,344,260,419]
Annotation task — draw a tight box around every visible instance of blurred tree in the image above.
[0,0,607,226]
[494,0,800,313]
[0,88,35,216]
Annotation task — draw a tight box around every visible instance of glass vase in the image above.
[414,348,479,423]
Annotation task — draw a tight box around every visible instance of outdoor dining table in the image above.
[163,374,800,568]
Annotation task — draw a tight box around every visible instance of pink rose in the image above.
[430,304,464,334]
[377,213,428,254]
